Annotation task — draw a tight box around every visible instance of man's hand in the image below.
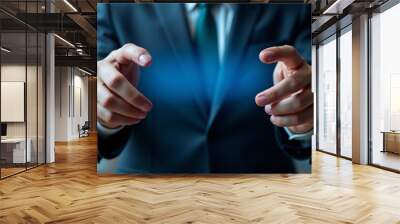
[97,43,153,129]
[255,45,313,134]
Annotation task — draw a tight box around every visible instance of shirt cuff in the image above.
[284,127,313,141]
[97,122,124,136]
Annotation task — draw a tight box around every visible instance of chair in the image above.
[78,121,90,138]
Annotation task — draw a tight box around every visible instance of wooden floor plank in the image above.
[0,135,399,223]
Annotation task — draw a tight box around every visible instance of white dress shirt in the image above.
[184,3,235,64]
[98,3,313,141]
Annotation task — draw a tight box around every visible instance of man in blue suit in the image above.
[97,3,313,173]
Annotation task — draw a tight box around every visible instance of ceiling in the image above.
[1,32,45,64]
[0,0,97,72]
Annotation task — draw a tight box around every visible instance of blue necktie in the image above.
[194,4,219,103]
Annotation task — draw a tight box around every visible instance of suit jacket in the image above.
[97,3,311,173]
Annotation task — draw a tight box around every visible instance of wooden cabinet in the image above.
[382,132,400,154]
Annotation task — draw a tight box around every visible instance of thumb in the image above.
[272,62,285,85]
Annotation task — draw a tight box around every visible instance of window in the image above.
[317,35,337,154]
[370,2,400,171]
[339,27,352,158]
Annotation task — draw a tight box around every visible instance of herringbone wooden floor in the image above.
[0,135,399,224]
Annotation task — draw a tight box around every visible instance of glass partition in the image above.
[1,30,28,177]
[38,32,45,165]
[0,1,46,179]
[27,0,41,170]
[27,31,38,169]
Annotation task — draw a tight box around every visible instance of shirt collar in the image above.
[185,3,197,13]
[185,3,235,13]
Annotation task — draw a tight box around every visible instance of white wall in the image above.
[1,65,26,138]
[72,73,89,138]
[54,67,89,141]
[1,65,40,137]
[55,67,69,141]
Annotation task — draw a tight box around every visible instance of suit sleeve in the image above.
[98,125,132,160]
[274,5,312,160]
[97,4,119,60]
[97,4,129,161]
[293,5,312,64]
[275,126,311,160]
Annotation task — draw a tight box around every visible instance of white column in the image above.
[352,14,369,164]
[46,32,55,163]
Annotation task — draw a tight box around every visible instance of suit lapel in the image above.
[207,4,261,128]
[154,3,208,121]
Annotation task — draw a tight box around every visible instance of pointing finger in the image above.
[106,43,152,67]
[259,45,304,70]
